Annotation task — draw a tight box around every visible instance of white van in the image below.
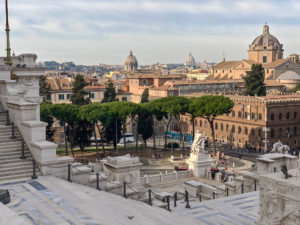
[119,133,135,143]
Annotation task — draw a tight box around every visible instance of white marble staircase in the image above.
[0,108,39,182]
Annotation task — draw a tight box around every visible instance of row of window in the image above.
[270,112,297,120]
[58,93,95,100]
[270,127,297,138]
[228,111,263,120]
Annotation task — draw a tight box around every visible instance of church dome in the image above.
[124,50,138,71]
[251,24,281,48]
[185,52,196,66]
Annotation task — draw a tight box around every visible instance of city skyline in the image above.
[1,0,300,65]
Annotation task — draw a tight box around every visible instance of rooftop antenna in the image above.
[5,0,12,66]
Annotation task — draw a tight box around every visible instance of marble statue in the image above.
[271,140,290,154]
[187,131,211,177]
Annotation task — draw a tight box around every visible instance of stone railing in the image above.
[140,170,193,186]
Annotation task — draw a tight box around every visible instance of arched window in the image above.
[279,113,282,120]
[232,111,235,117]
[271,113,274,120]
[287,112,290,120]
[221,123,224,131]
[279,128,282,137]
[294,112,297,119]
[215,122,218,130]
[245,127,248,135]
[271,129,274,138]
[238,111,242,118]
[238,126,242,133]
[232,125,235,133]
[251,113,256,120]
[251,128,255,136]
[259,113,262,120]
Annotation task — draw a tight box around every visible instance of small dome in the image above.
[185,52,196,66]
[277,71,300,81]
[124,50,138,71]
[251,24,281,47]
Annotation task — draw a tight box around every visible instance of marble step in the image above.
[0,147,23,152]
[0,152,31,159]
[0,158,33,165]
[0,169,35,178]
[0,161,33,169]
[0,172,41,182]
[0,165,33,173]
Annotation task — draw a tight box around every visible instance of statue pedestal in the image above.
[187,152,211,178]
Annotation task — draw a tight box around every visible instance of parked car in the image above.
[119,133,135,143]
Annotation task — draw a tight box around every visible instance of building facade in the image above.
[181,94,300,152]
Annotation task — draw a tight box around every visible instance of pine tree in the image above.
[243,64,266,96]
[39,76,51,102]
[70,74,90,106]
[141,88,149,103]
[102,82,117,103]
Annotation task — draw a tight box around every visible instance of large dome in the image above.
[124,50,138,71]
[251,24,281,47]
[185,52,196,66]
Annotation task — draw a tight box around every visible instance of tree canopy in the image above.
[102,82,117,103]
[242,64,266,96]
[70,74,90,106]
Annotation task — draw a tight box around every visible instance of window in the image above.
[294,112,297,119]
[232,125,235,133]
[258,129,262,138]
[238,126,241,133]
[287,128,290,137]
[122,97,127,101]
[221,123,224,131]
[205,121,207,128]
[286,112,290,120]
[271,113,274,120]
[245,112,248,119]
[238,111,242,118]
[245,127,248,135]
[238,138,241,144]
[200,120,202,127]
[226,124,229,132]
[215,123,218,130]
[279,113,282,120]
[251,128,255,136]
[89,93,95,99]
[251,113,256,120]
[294,139,297,145]
[232,111,235,117]
[279,128,282,137]
[195,120,197,126]
[294,127,297,136]
[66,94,71,100]
[59,94,64,100]
[271,129,274,138]
[258,113,262,120]
[60,132,65,139]
[263,56,267,63]
[47,94,51,100]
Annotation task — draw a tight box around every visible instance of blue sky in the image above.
[1,0,300,65]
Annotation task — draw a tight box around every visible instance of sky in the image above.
[1,0,300,65]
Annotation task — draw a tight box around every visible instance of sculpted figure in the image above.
[271,140,290,154]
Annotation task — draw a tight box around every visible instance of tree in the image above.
[40,102,54,141]
[79,103,113,158]
[290,83,300,93]
[102,82,117,103]
[138,103,153,147]
[39,75,51,102]
[141,88,149,103]
[70,74,92,157]
[161,96,189,154]
[242,64,266,96]
[70,74,90,106]
[187,97,205,141]
[106,101,139,153]
[196,95,234,155]
[50,103,79,156]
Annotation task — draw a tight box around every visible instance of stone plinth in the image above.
[257,153,298,175]
[104,154,143,186]
[187,153,211,178]
[256,168,300,225]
